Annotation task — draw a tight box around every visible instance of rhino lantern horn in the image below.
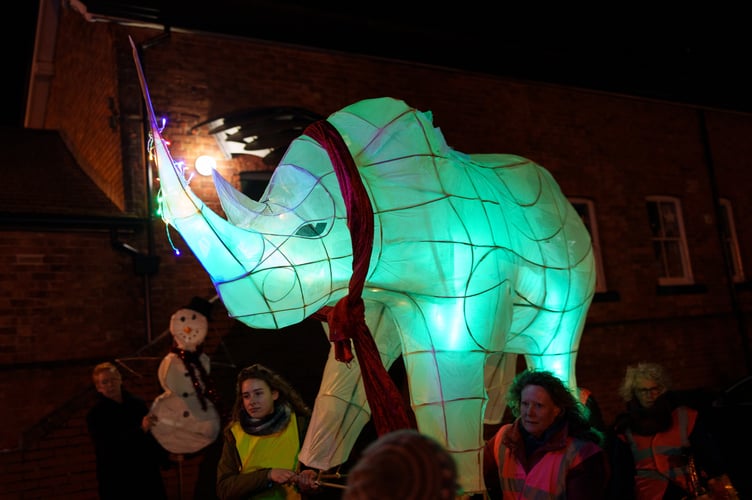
[132,37,339,329]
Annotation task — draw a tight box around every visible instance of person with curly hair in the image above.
[607,362,737,500]
[216,363,320,499]
[483,369,608,499]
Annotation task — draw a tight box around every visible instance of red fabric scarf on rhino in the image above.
[306,119,416,436]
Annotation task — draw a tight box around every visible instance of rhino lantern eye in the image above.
[295,222,327,238]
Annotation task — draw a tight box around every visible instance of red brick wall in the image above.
[45,7,125,210]
[2,8,751,499]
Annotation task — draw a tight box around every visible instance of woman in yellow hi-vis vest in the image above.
[216,364,320,499]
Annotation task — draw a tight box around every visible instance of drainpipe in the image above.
[697,108,752,373]
[131,29,172,343]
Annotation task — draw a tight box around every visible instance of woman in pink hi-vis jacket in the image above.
[484,370,609,499]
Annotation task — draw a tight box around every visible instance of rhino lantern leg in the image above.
[299,310,403,470]
[405,349,487,495]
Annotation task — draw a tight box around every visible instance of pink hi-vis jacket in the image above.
[488,421,604,498]
[619,406,697,499]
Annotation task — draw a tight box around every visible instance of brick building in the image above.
[1,2,751,498]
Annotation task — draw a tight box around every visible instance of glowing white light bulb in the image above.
[195,155,216,176]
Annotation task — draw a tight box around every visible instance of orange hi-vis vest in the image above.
[621,406,697,499]
[491,423,602,499]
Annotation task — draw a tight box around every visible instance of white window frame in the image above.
[646,196,693,286]
[719,198,745,283]
[569,198,607,293]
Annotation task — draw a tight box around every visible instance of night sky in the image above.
[4,3,752,127]
[3,2,38,127]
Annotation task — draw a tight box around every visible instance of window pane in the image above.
[569,198,607,293]
[647,202,661,237]
[664,241,684,277]
[646,196,693,285]
[720,199,745,282]
[652,241,666,276]
[660,202,679,237]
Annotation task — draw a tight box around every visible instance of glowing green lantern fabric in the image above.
[132,40,595,494]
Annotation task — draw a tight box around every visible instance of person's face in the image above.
[519,384,561,438]
[241,378,278,419]
[94,371,122,401]
[634,376,664,408]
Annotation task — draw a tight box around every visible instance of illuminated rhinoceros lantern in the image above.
[132,41,594,495]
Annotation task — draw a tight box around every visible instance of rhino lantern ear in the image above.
[296,222,327,237]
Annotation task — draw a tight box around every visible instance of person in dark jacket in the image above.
[86,362,168,500]
[606,362,738,500]
[216,363,319,500]
[483,369,609,499]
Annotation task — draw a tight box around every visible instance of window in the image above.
[569,198,607,293]
[646,196,693,285]
[719,198,745,282]
[239,171,272,200]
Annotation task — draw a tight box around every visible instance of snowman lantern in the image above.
[151,296,222,454]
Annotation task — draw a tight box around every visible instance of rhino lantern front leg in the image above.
[299,303,403,471]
